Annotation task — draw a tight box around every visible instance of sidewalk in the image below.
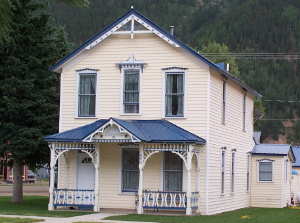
[0,213,157,223]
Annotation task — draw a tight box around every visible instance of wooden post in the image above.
[186,145,193,216]
[137,144,144,214]
[48,146,55,211]
[94,146,100,212]
[196,152,201,214]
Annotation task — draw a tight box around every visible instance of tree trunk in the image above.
[12,160,23,203]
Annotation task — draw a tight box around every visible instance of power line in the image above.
[263,99,300,103]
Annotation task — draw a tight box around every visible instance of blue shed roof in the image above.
[292,146,300,167]
[44,118,206,144]
[251,144,295,161]
[50,9,261,98]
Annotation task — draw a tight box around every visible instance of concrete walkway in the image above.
[0,213,157,223]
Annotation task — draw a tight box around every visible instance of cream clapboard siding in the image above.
[292,167,300,203]
[206,70,254,215]
[58,33,209,212]
[250,155,291,208]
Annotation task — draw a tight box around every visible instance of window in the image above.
[258,160,273,182]
[231,152,235,192]
[165,72,184,117]
[163,152,183,191]
[122,149,139,192]
[222,80,226,124]
[243,94,246,131]
[78,72,96,117]
[247,155,250,192]
[123,69,140,114]
[285,160,288,183]
[221,149,226,194]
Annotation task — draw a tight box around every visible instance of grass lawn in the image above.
[0,196,92,217]
[0,217,43,223]
[106,207,300,223]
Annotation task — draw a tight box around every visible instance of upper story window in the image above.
[258,160,273,182]
[123,69,140,114]
[78,70,97,117]
[222,80,226,124]
[243,93,246,131]
[117,56,145,115]
[165,71,185,117]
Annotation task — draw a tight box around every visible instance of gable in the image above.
[51,9,261,97]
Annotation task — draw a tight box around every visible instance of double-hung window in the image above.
[122,148,139,192]
[243,94,246,131]
[165,72,184,117]
[78,72,96,117]
[221,149,226,194]
[123,69,140,114]
[231,152,235,192]
[258,160,273,182]
[163,152,183,192]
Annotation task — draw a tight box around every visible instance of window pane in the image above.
[259,162,272,181]
[78,74,96,117]
[124,69,139,113]
[164,152,183,192]
[79,95,95,116]
[165,73,184,117]
[122,149,139,192]
[80,75,96,94]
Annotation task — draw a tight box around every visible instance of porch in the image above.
[45,118,206,215]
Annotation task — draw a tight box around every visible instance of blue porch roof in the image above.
[251,144,295,161]
[292,146,300,167]
[44,118,206,144]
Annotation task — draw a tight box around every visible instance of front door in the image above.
[77,152,95,190]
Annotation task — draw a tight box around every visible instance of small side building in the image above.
[250,144,295,208]
[291,146,300,204]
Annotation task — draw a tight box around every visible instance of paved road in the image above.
[0,184,49,196]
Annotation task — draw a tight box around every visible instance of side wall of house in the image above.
[58,33,210,212]
[291,167,300,203]
[250,155,287,208]
[206,70,254,215]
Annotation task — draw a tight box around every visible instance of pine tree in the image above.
[0,0,69,203]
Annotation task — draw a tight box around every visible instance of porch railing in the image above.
[142,190,199,210]
[53,189,95,208]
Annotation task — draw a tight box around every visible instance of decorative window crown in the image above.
[117,55,146,71]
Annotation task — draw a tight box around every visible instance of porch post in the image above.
[186,145,193,216]
[137,144,144,214]
[48,145,55,211]
[94,146,100,212]
[196,152,201,213]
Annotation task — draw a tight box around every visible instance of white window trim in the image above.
[220,147,227,195]
[257,159,274,183]
[231,150,236,194]
[162,68,187,119]
[243,93,247,132]
[120,67,142,116]
[75,69,98,118]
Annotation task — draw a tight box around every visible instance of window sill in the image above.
[74,116,98,119]
[120,113,142,116]
[119,192,137,196]
[258,181,273,183]
[164,116,186,119]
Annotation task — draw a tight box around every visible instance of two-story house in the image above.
[44,9,295,215]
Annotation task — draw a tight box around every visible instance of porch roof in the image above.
[251,144,296,161]
[292,146,300,167]
[44,118,206,144]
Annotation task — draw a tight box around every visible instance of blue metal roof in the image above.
[251,144,295,161]
[50,9,261,98]
[44,118,206,144]
[292,146,300,167]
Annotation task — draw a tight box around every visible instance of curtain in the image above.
[259,162,272,181]
[122,149,139,192]
[165,73,184,116]
[124,69,139,113]
[79,75,96,116]
[163,152,183,192]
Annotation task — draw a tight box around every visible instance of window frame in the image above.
[121,148,139,193]
[231,151,236,193]
[285,159,288,184]
[163,69,186,118]
[76,69,98,118]
[258,159,273,182]
[243,93,247,131]
[221,147,226,194]
[222,80,227,125]
[120,67,142,115]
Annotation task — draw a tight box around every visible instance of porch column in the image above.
[48,145,55,211]
[196,152,201,213]
[137,144,144,214]
[94,146,100,212]
[186,145,193,216]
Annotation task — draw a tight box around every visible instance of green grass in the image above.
[106,207,300,223]
[0,196,92,217]
[0,217,43,223]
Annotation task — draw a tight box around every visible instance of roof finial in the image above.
[131,5,134,9]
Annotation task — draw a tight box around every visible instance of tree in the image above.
[0,0,89,42]
[0,0,69,203]
[199,41,240,77]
